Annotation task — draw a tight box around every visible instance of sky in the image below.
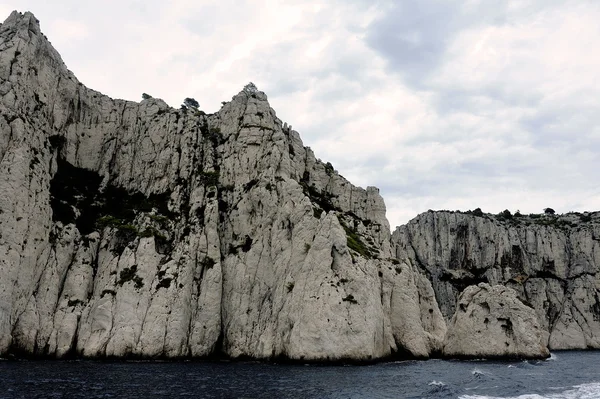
[2,1,599,229]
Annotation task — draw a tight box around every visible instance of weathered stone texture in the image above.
[1,11,597,361]
[443,283,549,359]
[392,210,600,351]
[0,11,439,361]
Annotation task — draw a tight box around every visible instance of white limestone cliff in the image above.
[0,11,443,361]
[0,10,596,361]
[392,210,600,351]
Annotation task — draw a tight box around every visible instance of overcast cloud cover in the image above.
[2,0,599,228]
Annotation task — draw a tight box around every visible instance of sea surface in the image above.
[1,351,599,398]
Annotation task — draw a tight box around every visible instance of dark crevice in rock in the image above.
[117,265,144,289]
[156,277,172,290]
[300,179,340,214]
[50,158,102,233]
[439,269,489,294]
[449,224,473,270]
[531,270,565,282]
[590,298,600,322]
[49,159,173,244]
[241,236,253,252]
[500,245,525,275]
[498,317,514,337]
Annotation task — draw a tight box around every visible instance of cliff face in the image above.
[392,210,600,350]
[0,11,596,361]
[0,11,445,360]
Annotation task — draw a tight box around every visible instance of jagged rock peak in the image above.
[2,11,41,33]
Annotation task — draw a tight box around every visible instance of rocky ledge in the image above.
[0,10,596,362]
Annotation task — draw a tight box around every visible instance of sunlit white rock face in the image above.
[0,10,596,362]
[0,11,444,361]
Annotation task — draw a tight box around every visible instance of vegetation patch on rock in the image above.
[117,265,144,289]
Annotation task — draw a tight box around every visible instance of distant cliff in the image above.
[392,210,600,350]
[0,10,595,361]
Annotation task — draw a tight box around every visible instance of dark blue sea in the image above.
[1,351,599,398]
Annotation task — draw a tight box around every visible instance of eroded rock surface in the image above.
[0,10,597,361]
[443,284,550,359]
[0,11,443,361]
[393,210,600,351]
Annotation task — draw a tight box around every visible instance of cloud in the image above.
[366,0,460,82]
[48,18,88,43]
[0,6,11,21]
[359,0,600,226]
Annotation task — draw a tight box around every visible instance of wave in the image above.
[471,368,490,379]
[428,380,446,387]
[459,382,600,399]
[426,379,454,396]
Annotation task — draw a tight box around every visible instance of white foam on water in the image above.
[459,382,600,399]
[547,353,558,361]
[472,368,490,378]
[428,380,446,387]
